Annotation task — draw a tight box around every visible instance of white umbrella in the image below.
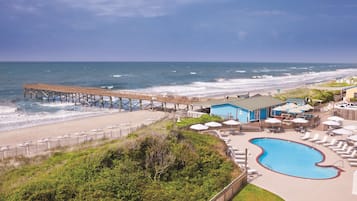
[265,118,282,124]
[291,118,308,124]
[327,116,344,122]
[204,122,222,128]
[344,125,357,131]
[348,135,357,142]
[223,119,241,126]
[322,120,341,126]
[190,124,209,131]
[332,128,354,136]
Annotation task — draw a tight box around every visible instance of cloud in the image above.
[57,0,204,17]
[7,0,44,14]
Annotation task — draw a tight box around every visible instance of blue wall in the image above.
[260,108,267,119]
[210,104,250,123]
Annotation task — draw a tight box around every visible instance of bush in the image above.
[0,122,238,201]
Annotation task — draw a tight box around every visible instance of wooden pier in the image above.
[24,83,200,111]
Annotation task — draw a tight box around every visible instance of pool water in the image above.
[251,138,340,179]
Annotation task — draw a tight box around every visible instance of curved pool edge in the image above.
[249,137,344,180]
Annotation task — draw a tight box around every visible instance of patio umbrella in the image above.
[291,118,308,124]
[190,124,209,131]
[332,128,354,136]
[327,116,344,122]
[322,120,341,126]
[204,121,222,128]
[347,135,357,142]
[265,118,282,124]
[223,119,241,126]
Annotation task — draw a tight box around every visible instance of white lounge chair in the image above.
[333,143,348,152]
[235,155,246,159]
[309,134,319,142]
[301,132,311,140]
[343,150,357,159]
[316,136,328,144]
[247,168,258,175]
[323,138,337,147]
[337,146,353,155]
[234,159,246,164]
[330,141,343,150]
[350,162,357,167]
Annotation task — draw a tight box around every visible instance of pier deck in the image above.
[24,83,200,111]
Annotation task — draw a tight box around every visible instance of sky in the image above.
[0,0,357,62]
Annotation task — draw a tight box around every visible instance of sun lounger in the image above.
[337,146,353,155]
[333,143,348,152]
[316,136,328,144]
[234,159,246,164]
[308,134,319,142]
[235,155,246,159]
[330,141,343,150]
[348,158,357,162]
[301,132,311,140]
[323,138,337,147]
[247,168,258,175]
[350,162,357,167]
[343,150,357,159]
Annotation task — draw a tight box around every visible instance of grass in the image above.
[274,88,338,104]
[0,120,240,201]
[233,184,284,201]
[319,81,353,87]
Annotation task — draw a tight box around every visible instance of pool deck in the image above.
[227,128,357,201]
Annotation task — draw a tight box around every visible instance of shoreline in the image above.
[0,74,355,147]
[0,110,166,147]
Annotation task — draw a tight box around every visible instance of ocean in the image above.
[0,62,357,131]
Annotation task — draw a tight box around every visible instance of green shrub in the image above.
[0,121,238,201]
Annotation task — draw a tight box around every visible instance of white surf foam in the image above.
[0,105,17,115]
[137,68,357,98]
[0,105,114,132]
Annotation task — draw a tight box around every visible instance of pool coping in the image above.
[249,137,344,180]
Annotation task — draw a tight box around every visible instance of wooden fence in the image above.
[209,170,248,201]
[334,108,357,120]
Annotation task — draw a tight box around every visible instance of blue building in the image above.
[210,96,284,123]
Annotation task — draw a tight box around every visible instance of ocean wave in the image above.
[138,68,357,97]
[0,106,114,132]
[252,68,289,73]
[0,105,17,115]
[235,70,246,73]
[190,72,197,75]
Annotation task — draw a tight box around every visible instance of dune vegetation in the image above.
[274,88,338,105]
[0,120,239,201]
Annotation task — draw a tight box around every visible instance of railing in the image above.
[209,170,248,201]
[0,116,167,161]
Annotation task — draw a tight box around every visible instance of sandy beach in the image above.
[0,110,166,147]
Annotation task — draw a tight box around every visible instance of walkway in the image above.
[228,129,357,201]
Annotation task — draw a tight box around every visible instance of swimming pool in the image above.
[250,138,340,179]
